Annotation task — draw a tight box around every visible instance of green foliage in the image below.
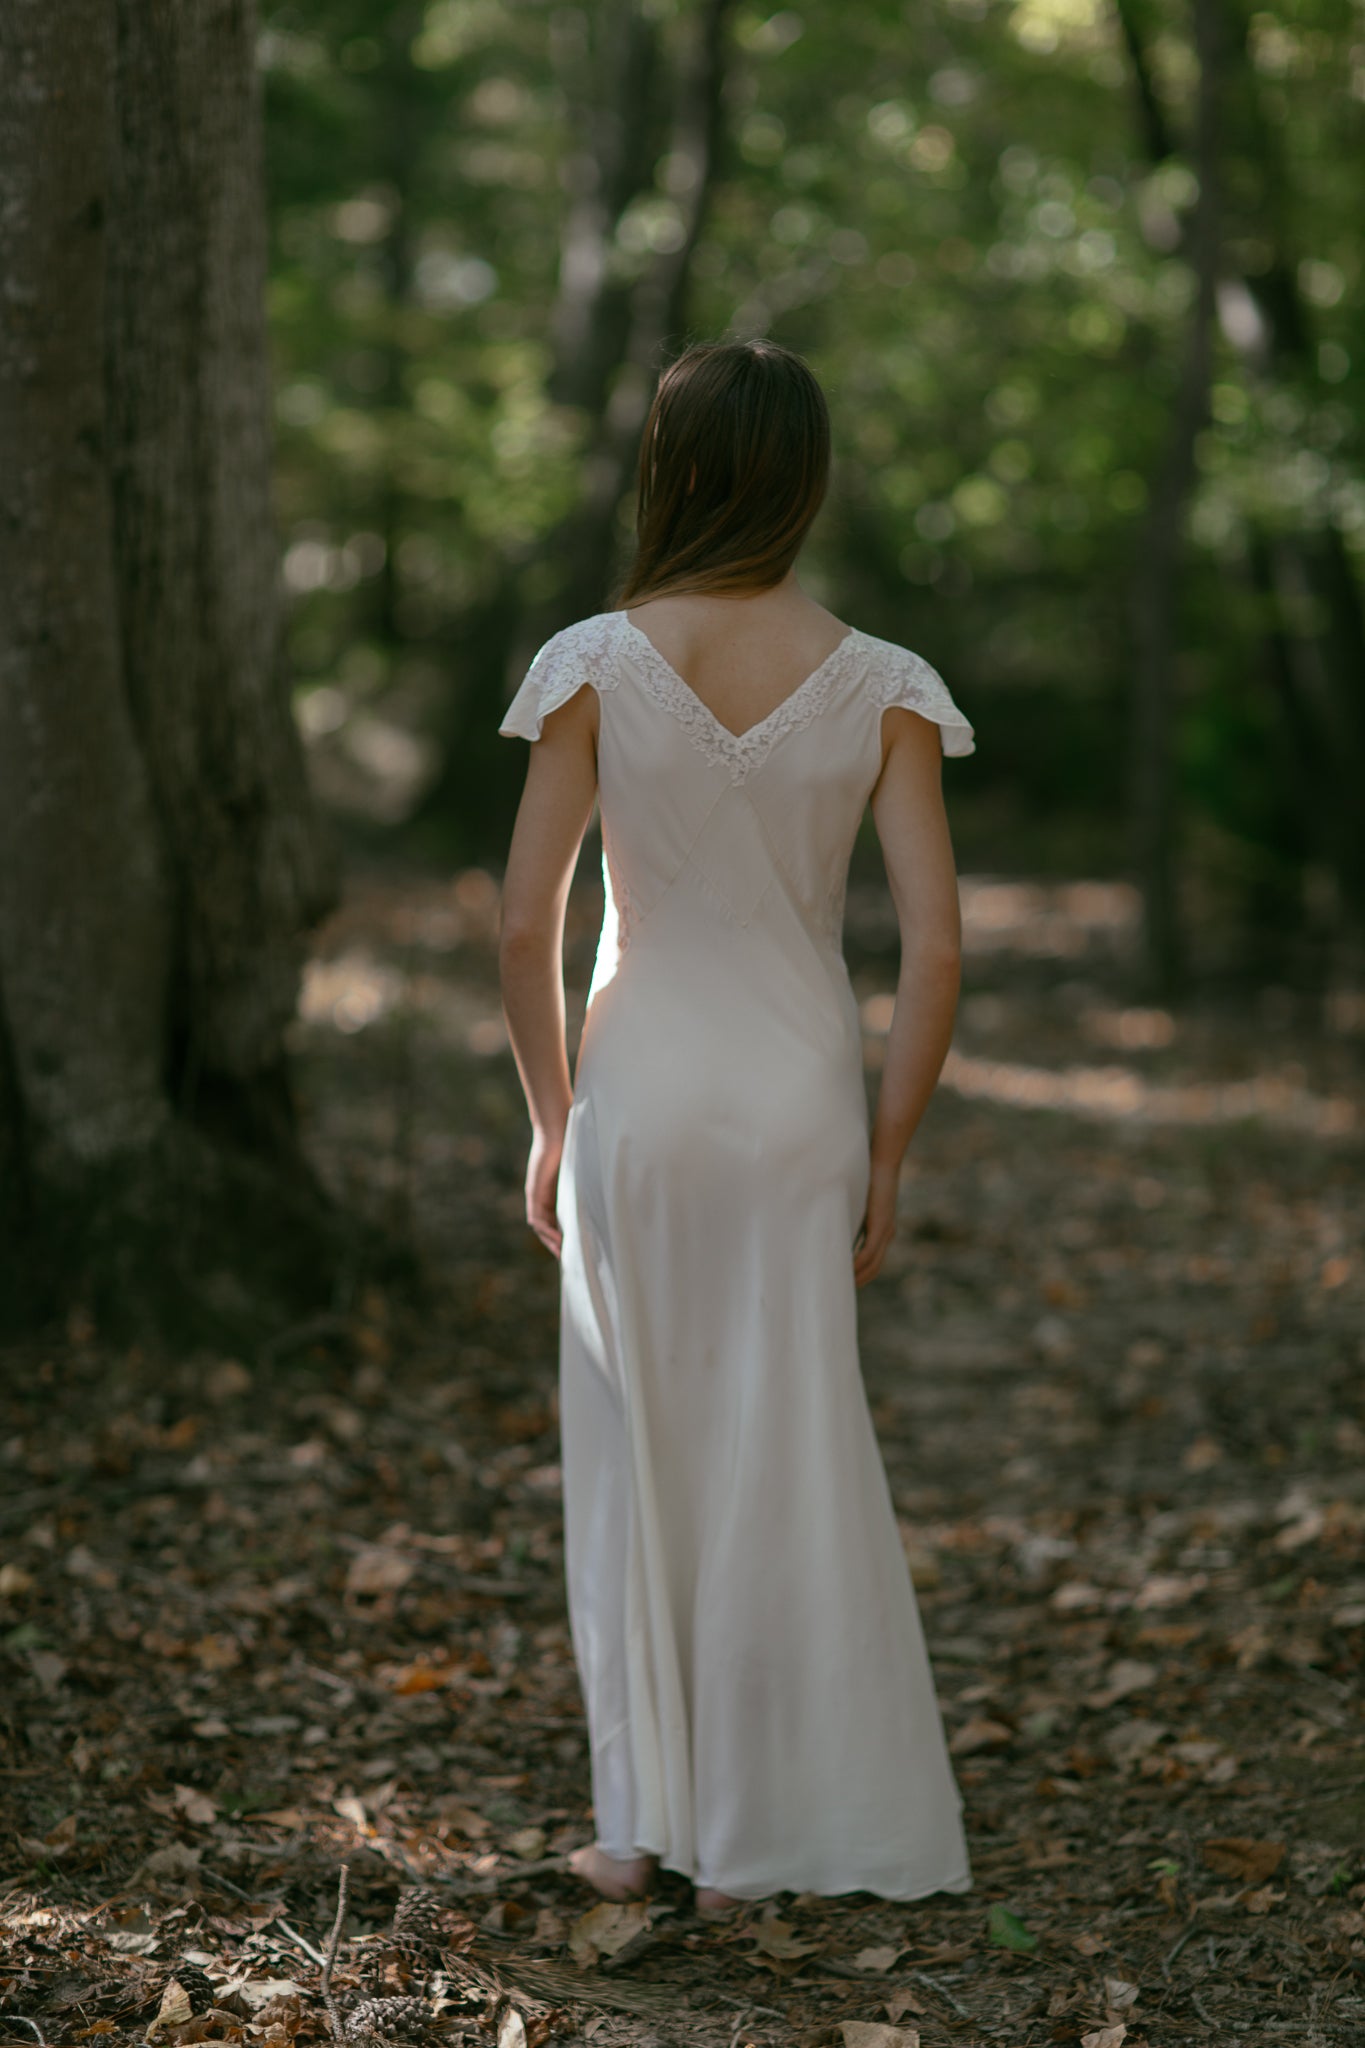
[262,0,1365,951]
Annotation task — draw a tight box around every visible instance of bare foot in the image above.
[568,1843,655,1900]
[694,1886,744,1918]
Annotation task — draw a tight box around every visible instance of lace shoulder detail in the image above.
[498,614,622,740]
[862,635,975,757]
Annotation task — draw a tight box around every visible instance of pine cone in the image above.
[345,1995,438,2044]
[169,1963,215,2015]
[392,1886,447,1953]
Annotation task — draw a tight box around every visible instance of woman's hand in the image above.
[525,1123,566,1258]
[854,1157,900,1287]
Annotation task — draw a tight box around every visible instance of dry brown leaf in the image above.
[1072,1933,1107,1956]
[747,1916,820,1961]
[146,1983,194,2039]
[345,1545,415,1598]
[1103,1977,1139,2012]
[1080,2028,1126,2048]
[883,1991,925,2025]
[1202,1837,1285,1883]
[175,1783,218,1826]
[1242,1885,1286,1914]
[507,1825,547,1859]
[0,1562,34,1595]
[839,2025,919,2048]
[1086,1659,1158,1709]
[853,1944,902,1973]
[568,1900,648,1966]
[949,1715,1012,1755]
[497,2010,527,2048]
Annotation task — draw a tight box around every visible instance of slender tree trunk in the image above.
[1124,0,1222,994]
[1117,0,1365,956]
[0,0,342,1338]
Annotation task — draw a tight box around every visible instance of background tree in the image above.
[0,0,339,1338]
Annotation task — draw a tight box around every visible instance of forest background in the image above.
[266,0,1365,995]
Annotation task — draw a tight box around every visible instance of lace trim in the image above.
[864,638,976,757]
[599,820,640,959]
[498,615,623,740]
[619,614,866,783]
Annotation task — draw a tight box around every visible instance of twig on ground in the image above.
[320,1862,350,2046]
[277,1920,330,1970]
[912,1968,973,2020]
[5,2020,46,2046]
[1164,1917,1202,1977]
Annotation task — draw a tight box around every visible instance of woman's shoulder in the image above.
[498,614,623,741]
[851,628,976,758]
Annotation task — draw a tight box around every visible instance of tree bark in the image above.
[1122,0,1222,994]
[0,0,172,1181]
[106,0,334,1149]
[0,0,341,1337]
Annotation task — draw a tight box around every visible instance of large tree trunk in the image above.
[0,0,341,1339]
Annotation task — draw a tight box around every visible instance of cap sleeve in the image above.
[867,639,975,757]
[498,614,620,741]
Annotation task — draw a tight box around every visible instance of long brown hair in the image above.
[617,340,831,606]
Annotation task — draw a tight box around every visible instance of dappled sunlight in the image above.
[937,1047,1358,1138]
[958,876,1141,960]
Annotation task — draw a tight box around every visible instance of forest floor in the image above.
[3,851,1364,2048]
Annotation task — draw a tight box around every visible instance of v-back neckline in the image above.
[620,611,859,749]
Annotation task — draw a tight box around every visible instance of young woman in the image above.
[497,340,974,1915]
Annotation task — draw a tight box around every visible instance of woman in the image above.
[497,339,974,1914]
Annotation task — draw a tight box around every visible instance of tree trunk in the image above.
[0,0,342,1339]
[1123,0,1222,995]
[1117,0,1365,958]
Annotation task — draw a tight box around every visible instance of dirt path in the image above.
[2,857,1363,2047]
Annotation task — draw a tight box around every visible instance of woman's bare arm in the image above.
[498,683,599,1255]
[856,707,963,1286]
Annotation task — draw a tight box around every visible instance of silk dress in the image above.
[500,608,975,1900]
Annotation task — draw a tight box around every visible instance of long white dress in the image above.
[500,608,975,1901]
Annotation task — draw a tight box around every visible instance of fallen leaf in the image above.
[747,1914,820,1961]
[218,1978,305,2017]
[1104,1977,1140,2011]
[1080,2028,1126,2048]
[1133,1572,1207,1610]
[949,1715,1012,1755]
[854,1944,902,1973]
[174,1784,218,1826]
[1086,1659,1158,1710]
[1072,1933,1107,1956]
[1202,1837,1285,1883]
[568,1900,648,1967]
[883,1991,925,2024]
[498,2011,527,2048]
[987,1903,1038,1952]
[839,2026,919,2048]
[134,1844,203,1887]
[345,1546,414,1598]
[332,1795,369,1829]
[145,1983,193,2039]
[1242,1885,1286,1914]
[0,1562,34,1595]
[250,1992,301,2037]
[508,1825,547,1860]
[1102,1719,1168,1766]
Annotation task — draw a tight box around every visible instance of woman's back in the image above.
[497,337,977,1911]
